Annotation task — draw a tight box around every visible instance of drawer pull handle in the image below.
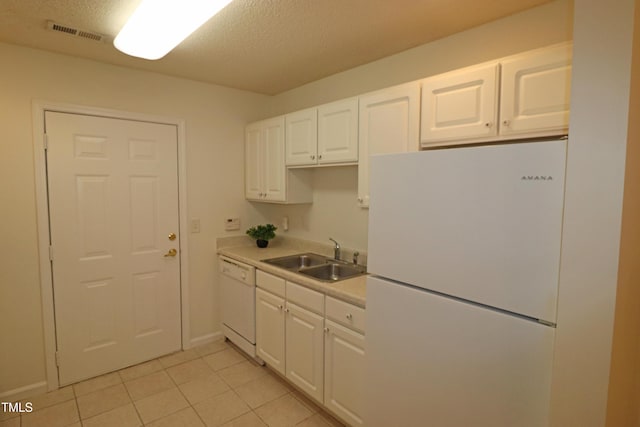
[346,313,353,320]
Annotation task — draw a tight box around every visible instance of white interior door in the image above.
[46,111,181,385]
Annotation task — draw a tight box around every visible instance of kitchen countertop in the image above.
[217,238,367,308]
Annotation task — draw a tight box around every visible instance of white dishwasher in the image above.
[219,256,259,359]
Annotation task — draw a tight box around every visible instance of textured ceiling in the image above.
[0,0,552,95]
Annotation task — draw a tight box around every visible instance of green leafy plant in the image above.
[246,223,277,241]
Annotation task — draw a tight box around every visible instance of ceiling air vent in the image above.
[46,21,106,43]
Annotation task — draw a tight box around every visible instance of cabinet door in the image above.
[262,117,286,202]
[285,302,325,404]
[358,82,420,208]
[421,63,499,145]
[324,320,365,426]
[318,98,358,164]
[286,108,318,166]
[256,288,285,375]
[500,44,572,136]
[245,123,263,200]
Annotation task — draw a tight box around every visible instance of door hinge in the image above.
[55,351,60,367]
[49,245,54,261]
[43,133,49,150]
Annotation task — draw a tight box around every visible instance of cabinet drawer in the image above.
[257,270,286,297]
[286,281,324,315]
[326,297,365,334]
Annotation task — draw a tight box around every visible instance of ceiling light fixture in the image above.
[114,0,233,60]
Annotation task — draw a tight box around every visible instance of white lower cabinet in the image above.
[286,301,325,403]
[324,320,365,426]
[255,287,285,374]
[324,296,366,426]
[255,270,366,426]
[256,273,325,403]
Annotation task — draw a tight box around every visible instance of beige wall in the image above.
[248,166,368,251]
[0,42,270,396]
[551,0,637,426]
[606,0,640,424]
[250,0,574,252]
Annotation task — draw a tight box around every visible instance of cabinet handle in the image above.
[324,327,330,333]
[357,197,363,203]
[346,313,353,320]
[284,308,290,313]
[278,305,284,310]
[503,119,510,126]
[311,155,315,160]
[485,122,492,128]
[318,155,323,160]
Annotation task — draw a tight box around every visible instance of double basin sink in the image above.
[262,253,366,283]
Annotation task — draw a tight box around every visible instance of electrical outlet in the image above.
[225,218,240,231]
[190,218,201,233]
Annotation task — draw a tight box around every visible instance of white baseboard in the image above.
[0,381,48,401]
[189,331,224,349]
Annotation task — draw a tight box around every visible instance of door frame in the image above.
[32,100,190,391]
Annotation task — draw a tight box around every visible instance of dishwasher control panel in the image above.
[219,256,255,286]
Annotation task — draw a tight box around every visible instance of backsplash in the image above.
[216,235,368,267]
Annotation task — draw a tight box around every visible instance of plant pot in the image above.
[256,239,269,248]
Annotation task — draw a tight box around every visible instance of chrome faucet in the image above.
[329,238,341,260]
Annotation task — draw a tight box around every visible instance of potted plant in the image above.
[246,223,277,248]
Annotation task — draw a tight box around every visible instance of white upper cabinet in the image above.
[317,97,359,164]
[420,63,500,144]
[262,119,286,201]
[245,124,263,200]
[421,43,572,146]
[246,117,312,203]
[499,43,572,136]
[285,108,318,166]
[286,98,358,167]
[358,82,421,208]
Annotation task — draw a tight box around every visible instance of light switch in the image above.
[190,218,201,233]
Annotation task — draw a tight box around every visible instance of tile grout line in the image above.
[161,356,205,427]
[10,342,343,427]
[118,368,145,427]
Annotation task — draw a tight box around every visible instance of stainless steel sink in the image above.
[262,253,329,270]
[262,253,367,282]
[298,262,366,282]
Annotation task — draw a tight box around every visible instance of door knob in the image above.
[164,248,177,257]
[168,233,177,241]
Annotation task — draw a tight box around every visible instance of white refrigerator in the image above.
[364,139,566,427]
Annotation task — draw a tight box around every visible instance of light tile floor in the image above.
[1,340,345,427]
